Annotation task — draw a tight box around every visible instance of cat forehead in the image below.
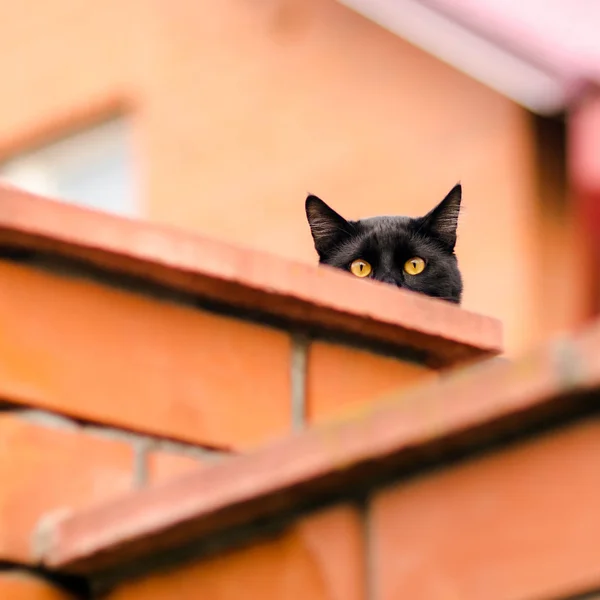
[357,215,411,228]
[354,215,414,241]
[329,214,431,266]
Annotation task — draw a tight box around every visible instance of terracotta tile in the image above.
[0,571,73,599]
[0,261,292,449]
[0,186,502,367]
[0,414,135,563]
[372,418,600,600]
[145,451,206,486]
[108,505,365,600]
[306,341,435,424]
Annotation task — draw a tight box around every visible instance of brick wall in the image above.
[0,189,600,600]
[40,316,600,599]
[78,416,600,600]
[0,185,504,596]
[1,186,599,598]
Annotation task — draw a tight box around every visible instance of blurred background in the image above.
[0,0,598,356]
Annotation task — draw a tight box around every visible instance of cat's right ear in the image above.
[421,183,462,251]
[305,195,355,258]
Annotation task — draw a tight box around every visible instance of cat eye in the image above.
[404,257,426,275]
[350,259,372,278]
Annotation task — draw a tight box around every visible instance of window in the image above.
[0,118,137,217]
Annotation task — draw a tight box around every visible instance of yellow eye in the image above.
[350,259,372,278]
[404,257,426,275]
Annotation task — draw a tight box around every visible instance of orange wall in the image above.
[0,0,588,354]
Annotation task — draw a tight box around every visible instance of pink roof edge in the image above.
[421,0,600,86]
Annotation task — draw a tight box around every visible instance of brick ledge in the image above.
[40,320,600,576]
[0,186,501,367]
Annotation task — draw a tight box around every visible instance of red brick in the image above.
[0,571,73,599]
[0,261,292,449]
[0,414,136,563]
[306,341,435,424]
[146,451,205,486]
[108,505,364,600]
[372,418,600,600]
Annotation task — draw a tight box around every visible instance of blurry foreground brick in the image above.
[3,184,569,598]
[1,184,600,598]
[41,321,600,599]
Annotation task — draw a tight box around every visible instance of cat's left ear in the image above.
[421,183,461,251]
[305,194,355,259]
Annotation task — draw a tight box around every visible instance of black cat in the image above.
[305,184,463,303]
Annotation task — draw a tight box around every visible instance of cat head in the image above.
[305,184,463,303]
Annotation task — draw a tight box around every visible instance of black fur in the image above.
[305,184,463,303]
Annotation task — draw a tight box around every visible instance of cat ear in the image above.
[421,183,461,250]
[305,195,355,258]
